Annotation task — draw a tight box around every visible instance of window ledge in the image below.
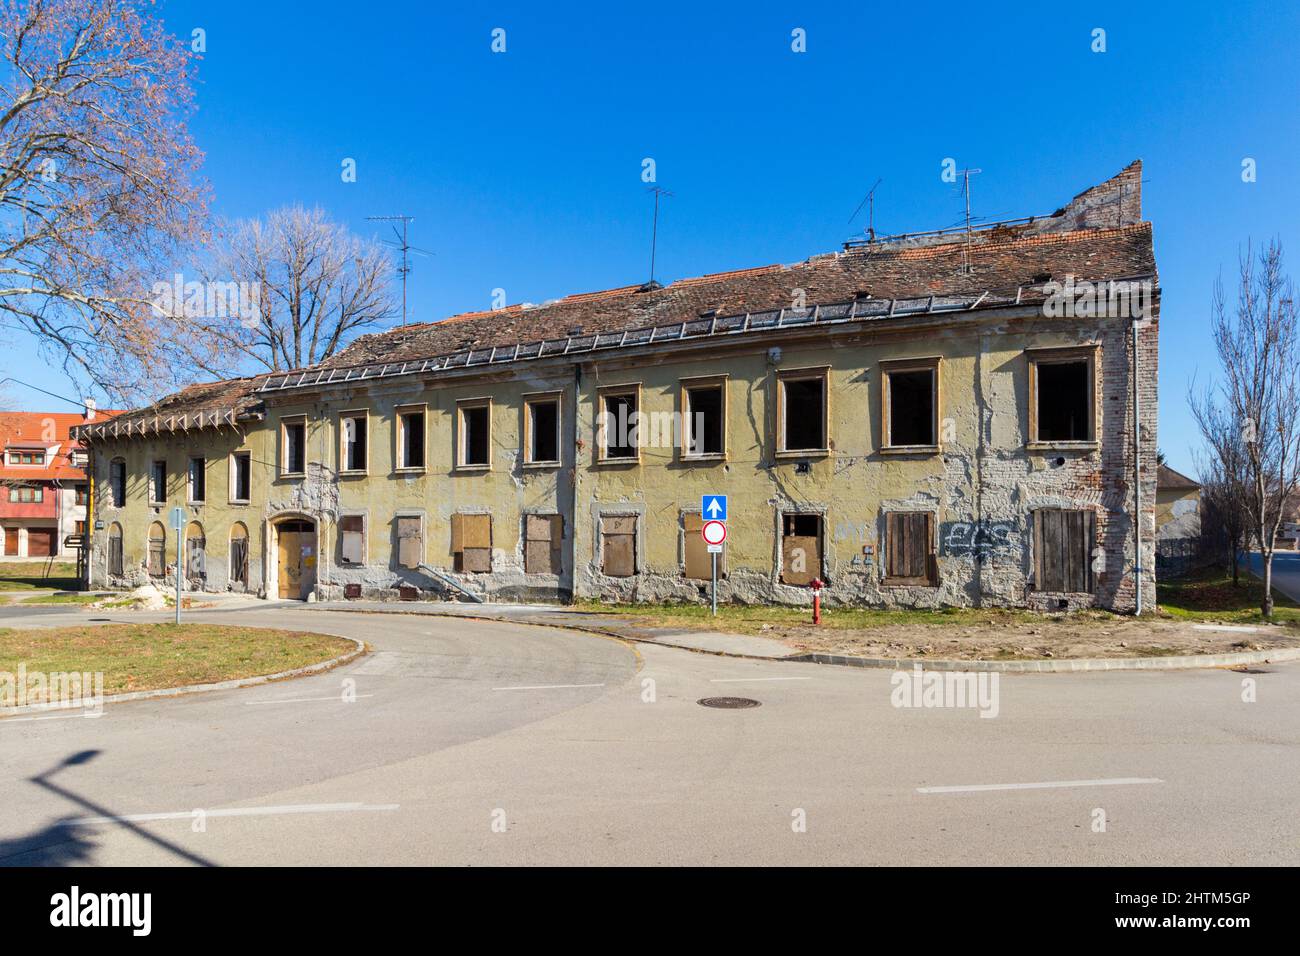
[1026,441,1099,452]
[339,469,368,478]
[775,449,829,460]
[595,456,640,466]
[454,464,491,473]
[280,471,305,479]
[681,453,727,464]
[522,460,561,470]
[880,445,942,456]
[394,466,426,475]
[229,499,250,506]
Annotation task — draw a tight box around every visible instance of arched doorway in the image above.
[274,517,317,600]
[107,523,124,577]
[185,521,206,586]
[147,522,166,578]
[229,522,250,591]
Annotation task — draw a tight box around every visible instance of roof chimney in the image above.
[83,398,96,421]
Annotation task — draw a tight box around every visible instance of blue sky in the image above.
[7,0,1299,478]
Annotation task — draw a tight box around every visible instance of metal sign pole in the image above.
[175,532,182,625]
[711,551,717,617]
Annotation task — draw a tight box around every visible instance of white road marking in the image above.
[709,676,813,683]
[65,802,400,827]
[1192,624,1259,633]
[492,683,605,691]
[917,777,1164,794]
[1,710,103,724]
[245,694,374,705]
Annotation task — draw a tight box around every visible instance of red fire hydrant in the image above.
[810,578,824,625]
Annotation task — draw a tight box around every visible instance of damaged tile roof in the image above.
[74,376,266,440]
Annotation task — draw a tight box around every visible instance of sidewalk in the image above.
[302,600,802,659]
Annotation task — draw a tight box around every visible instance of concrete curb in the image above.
[0,635,368,718]
[306,602,1300,672]
[786,646,1300,672]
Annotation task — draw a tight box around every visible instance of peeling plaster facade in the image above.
[79,163,1160,613]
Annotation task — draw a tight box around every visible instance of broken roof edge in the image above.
[258,274,1158,395]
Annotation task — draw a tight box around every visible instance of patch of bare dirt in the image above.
[764,617,1300,661]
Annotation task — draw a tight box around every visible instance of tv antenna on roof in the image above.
[958,168,982,273]
[367,215,434,325]
[645,186,673,288]
[848,178,883,240]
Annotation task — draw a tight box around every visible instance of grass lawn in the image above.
[0,561,80,592]
[0,624,357,703]
[19,592,107,606]
[1156,564,1300,625]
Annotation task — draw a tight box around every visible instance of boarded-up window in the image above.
[451,513,492,573]
[683,512,725,580]
[147,523,165,576]
[108,524,124,576]
[884,512,936,585]
[601,515,637,577]
[524,514,563,574]
[340,514,364,564]
[396,515,423,569]
[230,524,249,588]
[1034,509,1095,592]
[781,513,822,585]
[185,522,206,583]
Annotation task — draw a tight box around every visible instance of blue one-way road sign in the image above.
[702,495,727,521]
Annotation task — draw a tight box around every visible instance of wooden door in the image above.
[277,523,317,599]
[3,527,17,555]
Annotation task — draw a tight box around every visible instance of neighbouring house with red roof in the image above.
[0,403,120,559]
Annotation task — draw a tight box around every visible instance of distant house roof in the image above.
[0,410,123,480]
[1157,463,1200,491]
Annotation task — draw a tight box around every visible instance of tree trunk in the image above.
[1262,552,1274,617]
[1231,544,1240,585]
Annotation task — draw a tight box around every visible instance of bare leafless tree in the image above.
[1189,240,1300,616]
[1193,446,1249,585]
[197,206,395,372]
[0,0,210,401]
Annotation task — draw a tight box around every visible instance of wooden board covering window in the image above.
[602,515,637,577]
[683,512,724,580]
[451,513,492,573]
[108,530,124,576]
[340,515,364,564]
[1034,509,1095,592]
[885,512,935,585]
[524,514,563,574]
[780,515,822,586]
[396,516,423,569]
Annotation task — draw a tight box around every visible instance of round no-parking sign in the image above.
[701,519,727,546]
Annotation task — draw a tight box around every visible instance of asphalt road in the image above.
[2,602,1297,866]
[1247,549,1300,603]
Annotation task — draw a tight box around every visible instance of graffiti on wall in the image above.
[940,520,1018,558]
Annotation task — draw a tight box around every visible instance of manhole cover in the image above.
[698,696,761,709]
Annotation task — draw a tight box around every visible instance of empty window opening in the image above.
[1034,509,1095,593]
[885,512,936,585]
[150,460,166,503]
[887,369,936,446]
[399,410,425,469]
[524,514,563,574]
[602,392,638,459]
[601,515,637,577]
[188,457,206,502]
[782,378,826,451]
[1035,360,1091,442]
[451,513,492,573]
[781,513,822,585]
[395,515,424,570]
[460,404,490,466]
[109,458,126,507]
[232,452,251,502]
[342,416,367,471]
[528,399,560,464]
[339,514,365,565]
[283,420,306,474]
[686,385,724,456]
